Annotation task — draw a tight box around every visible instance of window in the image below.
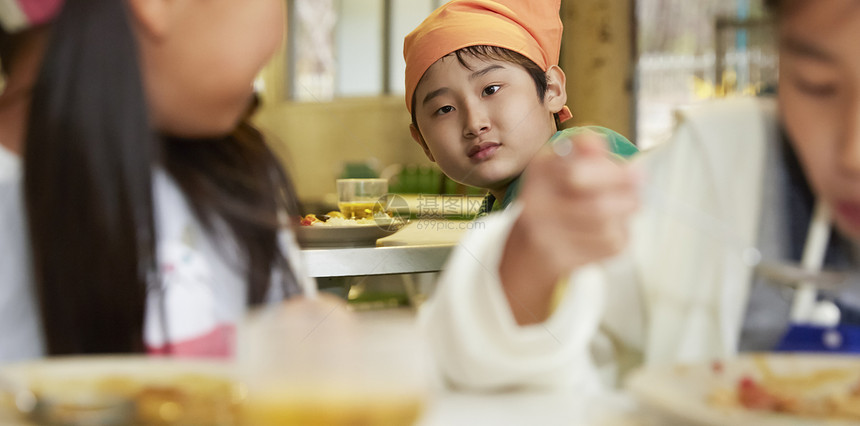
[636,0,775,149]
[287,0,445,102]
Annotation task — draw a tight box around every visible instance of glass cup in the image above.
[336,179,388,220]
[237,296,428,425]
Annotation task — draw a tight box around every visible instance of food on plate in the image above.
[300,214,321,226]
[708,355,860,420]
[26,373,242,425]
[300,210,395,227]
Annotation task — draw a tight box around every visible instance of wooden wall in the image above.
[560,0,636,140]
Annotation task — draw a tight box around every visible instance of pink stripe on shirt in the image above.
[147,323,235,359]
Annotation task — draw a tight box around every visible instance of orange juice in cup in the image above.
[337,201,384,220]
[238,297,427,426]
[336,179,388,219]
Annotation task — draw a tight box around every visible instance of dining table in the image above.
[3,304,854,425]
[0,307,653,426]
[301,217,473,307]
[301,218,471,279]
[0,209,663,425]
[301,191,484,278]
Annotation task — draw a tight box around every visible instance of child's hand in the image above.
[499,131,641,324]
[518,131,641,274]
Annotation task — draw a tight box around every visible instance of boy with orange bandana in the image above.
[405,0,642,390]
[404,0,637,216]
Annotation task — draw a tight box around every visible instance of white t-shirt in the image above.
[0,144,17,179]
[0,148,44,361]
[0,161,315,362]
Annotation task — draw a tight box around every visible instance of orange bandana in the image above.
[404,0,572,122]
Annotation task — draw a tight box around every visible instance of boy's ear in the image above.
[127,0,172,40]
[409,124,436,162]
[544,65,568,115]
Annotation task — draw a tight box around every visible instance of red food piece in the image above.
[301,214,319,226]
[738,375,780,410]
[711,360,724,374]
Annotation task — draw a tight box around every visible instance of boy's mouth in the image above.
[468,142,500,161]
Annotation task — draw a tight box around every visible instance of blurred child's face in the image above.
[411,54,565,192]
[779,0,860,238]
[132,0,285,138]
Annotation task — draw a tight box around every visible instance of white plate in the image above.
[0,356,237,424]
[0,355,235,383]
[626,353,860,426]
[297,220,406,248]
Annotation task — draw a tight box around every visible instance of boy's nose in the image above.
[839,97,860,174]
[462,105,491,138]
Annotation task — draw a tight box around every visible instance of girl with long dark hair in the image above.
[0,0,314,360]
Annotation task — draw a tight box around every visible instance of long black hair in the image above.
[24,0,301,355]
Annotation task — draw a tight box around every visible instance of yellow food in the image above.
[242,388,423,426]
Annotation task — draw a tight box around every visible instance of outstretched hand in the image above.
[499,131,641,324]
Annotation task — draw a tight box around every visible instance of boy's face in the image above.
[410,54,565,192]
[779,0,860,238]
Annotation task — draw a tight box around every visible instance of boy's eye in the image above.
[482,85,501,96]
[436,105,454,116]
[793,78,838,98]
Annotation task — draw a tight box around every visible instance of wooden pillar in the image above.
[559,0,636,141]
